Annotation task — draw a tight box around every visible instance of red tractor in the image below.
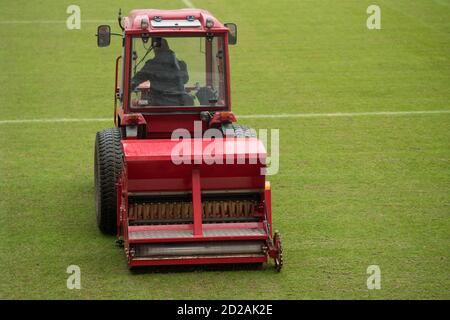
[95,8,282,270]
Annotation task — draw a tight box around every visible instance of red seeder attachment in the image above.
[115,138,282,270]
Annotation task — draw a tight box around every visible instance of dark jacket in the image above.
[131,51,190,105]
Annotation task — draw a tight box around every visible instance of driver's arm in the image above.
[131,62,151,90]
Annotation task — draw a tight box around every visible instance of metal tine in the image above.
[143,203,150,220]
[188,202,194,218]
[136,203,141,220]
[182,202,189,219]
[204,201,212,218]
[129,204,135,219]
[247,201,255,216]
[220,201,228,218]
[174,202,181,219]
[213,201,221,218]
[159,203,163,220]
[151,203,157,220]
[202,202,206,218]
[242,201,250,216]
[167,202,173,220]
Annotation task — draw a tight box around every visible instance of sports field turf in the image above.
[0,0,449,299]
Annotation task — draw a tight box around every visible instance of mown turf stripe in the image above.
[1,110,449,125]
[181,0,195,8]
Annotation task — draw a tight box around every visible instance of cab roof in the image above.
[123,9,226,32]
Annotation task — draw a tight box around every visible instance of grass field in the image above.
[0,0,449,299]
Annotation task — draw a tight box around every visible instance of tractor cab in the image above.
[97,9,237,129]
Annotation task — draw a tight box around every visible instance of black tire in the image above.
[94,127,123,235]
[222,123,257,138]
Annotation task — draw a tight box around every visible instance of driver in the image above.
[131,38,193,106]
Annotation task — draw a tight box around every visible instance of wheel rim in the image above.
[274,232,283,272]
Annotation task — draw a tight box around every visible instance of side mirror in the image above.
[97,25,111,47]
[224,23,237,45]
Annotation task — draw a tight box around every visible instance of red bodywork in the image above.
[117,138,274,266]
[109,9,280,268]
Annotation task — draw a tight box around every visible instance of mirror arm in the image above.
[96,32,121,37]
[118,8,125,31]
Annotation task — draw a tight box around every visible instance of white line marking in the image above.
[181,0,195,8]
[0,118,111,125]
[0,110,449,125]
[0,20,115,24]
[238,110,450,119]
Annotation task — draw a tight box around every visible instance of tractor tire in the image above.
[222,124,257,138]
[94,127,123,235]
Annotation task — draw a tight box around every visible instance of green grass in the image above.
[0,0,449,299]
